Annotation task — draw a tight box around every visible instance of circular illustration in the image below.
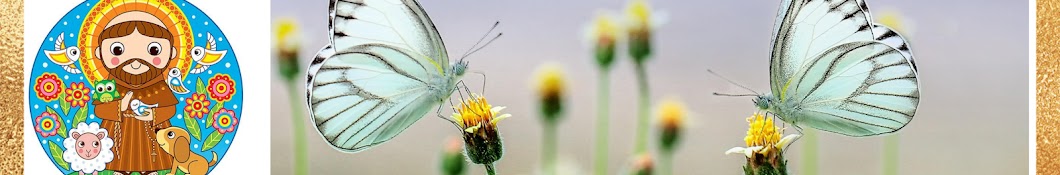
[28,0,242,174]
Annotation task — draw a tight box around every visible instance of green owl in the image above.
[92,79,120,103]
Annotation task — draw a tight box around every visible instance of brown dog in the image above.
[155,127,217,175]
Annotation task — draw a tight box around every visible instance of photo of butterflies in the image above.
[267,0,1027,174]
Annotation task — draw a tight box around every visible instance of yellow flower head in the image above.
[450,93,510,164]
[656,98,687,152]
[877,10,911,34]
[587,12,620,68]
[725,113,800,170]
[657,99,686,130]
[451,93,510,135]
[592,13,619,46]
[535,63,566,102]
[626,0,652,29]
[744,113,782,148]
[274,18,300,49]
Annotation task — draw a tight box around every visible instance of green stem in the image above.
[543,122,557,175]
[660,150,673,175]
[485,163,498,175]
[801,129,818,175]
[594,71,611,175]
[883,134,900,175]
[633,63,651,153]
[286,82,309,175]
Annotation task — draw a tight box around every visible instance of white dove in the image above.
[167,67,191,94]
[189,33,227,74]
[129,99,159,117]
[43,32,82,74]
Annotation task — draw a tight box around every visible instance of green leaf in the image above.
[72,107,88,126]
[207,101,224,127]
[185,111,202,140]
[196,78,207,95]
[59,92,70,115]
[201,131,224,152]
[47,107,69,138]
[48,141,70,171]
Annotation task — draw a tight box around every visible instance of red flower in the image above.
[34,73,63,102]
[207,74,236,102]
[64,82,90,108]
[184,93,211,119]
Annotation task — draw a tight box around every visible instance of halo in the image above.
[77,0,193,84]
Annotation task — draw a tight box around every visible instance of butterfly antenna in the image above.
[462,33,503,60]
[707,69,760,95]
[712,93,758,97]
[461,21,501,59]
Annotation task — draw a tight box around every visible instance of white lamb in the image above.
[62,122,114,175]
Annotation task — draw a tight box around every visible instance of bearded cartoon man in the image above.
[91,11,178,175]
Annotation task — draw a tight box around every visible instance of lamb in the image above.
[62,122,114,175]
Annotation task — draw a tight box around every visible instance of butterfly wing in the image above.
[770,0,875,98]
[784,41,918,136]
[307,0,449,152]
[770,0,919,136]
[329,0,448,71]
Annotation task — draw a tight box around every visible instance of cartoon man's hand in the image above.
[119,91,134,111]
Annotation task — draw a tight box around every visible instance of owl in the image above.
[92,80,120,103]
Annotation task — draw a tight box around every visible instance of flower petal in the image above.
[777,134,801,150]
[724,147,747,155]
[464,124,481,133]
[490,106,507,114]
[491,114,511,125]
[746,146,764,158]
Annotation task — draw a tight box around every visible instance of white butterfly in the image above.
[306,0,468,152]
[755,0,919,137]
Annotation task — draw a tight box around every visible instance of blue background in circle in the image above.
[28,0,242,174]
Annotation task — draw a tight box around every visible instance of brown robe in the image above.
[93,74,178,172]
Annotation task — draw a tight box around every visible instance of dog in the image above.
[155,127,218,175]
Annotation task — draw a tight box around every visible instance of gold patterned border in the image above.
[0,0,23,173]
[1041,0,1060,174]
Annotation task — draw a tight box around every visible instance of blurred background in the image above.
[270,0,1028,174]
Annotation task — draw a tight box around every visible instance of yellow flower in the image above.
[593,13,618,44]
[624,0,663,62]
[274,18,302,81]
[877,10,908,34]
[534,63,566,122]
[725,113,799,164]
[275,18,301,50]
[655,98,687,152]
[588,12,619,68]
[451,93,510,164]
[626,0,652,30]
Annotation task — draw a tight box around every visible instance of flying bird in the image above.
[43,32,82,74]
[189,33,228,74]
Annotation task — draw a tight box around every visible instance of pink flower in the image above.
[35,111,61,137]
[34,73,63,102]
[207,74,236,102]
[212,108,238,134]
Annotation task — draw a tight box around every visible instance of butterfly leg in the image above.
[437,104,458,127]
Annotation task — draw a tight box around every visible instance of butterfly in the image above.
[753,0,919,137]
[305,0,471,152]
